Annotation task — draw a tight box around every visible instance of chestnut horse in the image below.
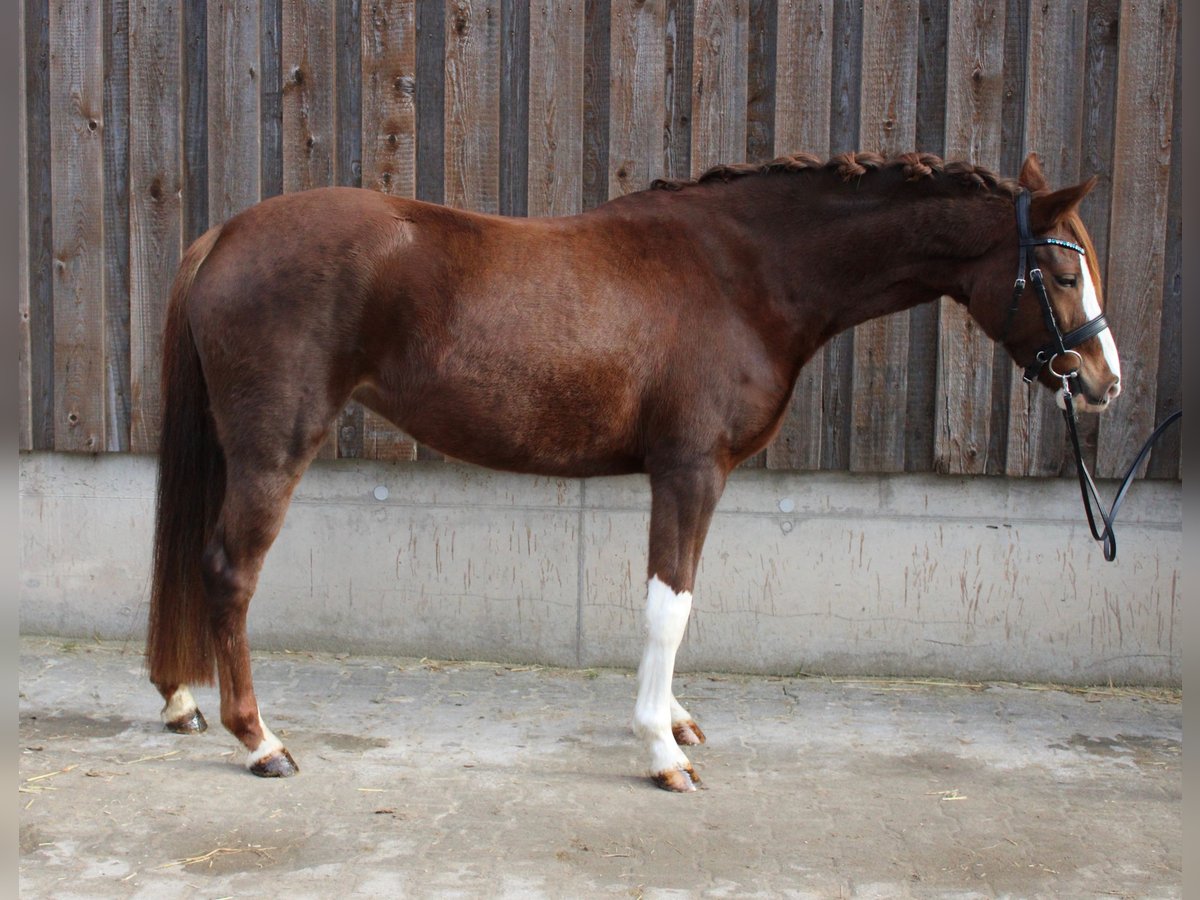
[147,151,1120,792]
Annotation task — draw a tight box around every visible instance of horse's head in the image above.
[970,154,1121,413]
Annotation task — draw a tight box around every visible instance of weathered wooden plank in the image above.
[282,1,336,192]
[260,0,284,198]
[129,1,183,454]
[182,0,209,242]
[983,0,1028,473]
[849,0,918,473]
[933,0,1004,475]
[745,0,775,164]
[663,0,692,179]
[609,0,666,197]
[208,0,261,224]
[362,1,417,196]
[903,0,947,472]
[765,0,832,471]
[690,0,748,175]
[444,0,500,212]
[1148,11,1181,481]
[1096,0,1176,477]
[19,0,32,449]
[820,0,862,470]
[415,0,445,203]
[103,0,130,452]
[582,0,611,207]
[499,0,529,216]
[1005,1,1086,476]
[24,0,54,450]
[282,1,337,457]
[336,0,362,188]
[360,0,419,461]
[49,0,106,452]
[528,1,584,216]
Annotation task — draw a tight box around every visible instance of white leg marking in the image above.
[245,712,285,768]
[633,576,693,775]
[669,694,692,726]
[161,686,198,723]
[1080,260,1121,383]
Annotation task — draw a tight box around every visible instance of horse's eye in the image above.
[1054,275,1078,289]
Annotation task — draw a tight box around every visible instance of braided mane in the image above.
[650,151,1020,197]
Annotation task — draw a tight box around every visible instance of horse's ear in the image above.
[1029,176,1098,232]
[1018,153,1048,191]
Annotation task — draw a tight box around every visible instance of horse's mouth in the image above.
[1056,387,1116,414]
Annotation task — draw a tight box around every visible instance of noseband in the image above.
[1001,189,1180,563]
[1005,189,1110,384]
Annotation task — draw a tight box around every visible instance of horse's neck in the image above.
[704,179,1004,345]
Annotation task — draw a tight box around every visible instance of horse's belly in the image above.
[355,375,645,478]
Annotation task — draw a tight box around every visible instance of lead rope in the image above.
[1058,379,1181,562]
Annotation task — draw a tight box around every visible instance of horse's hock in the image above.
[19,451,1181,685]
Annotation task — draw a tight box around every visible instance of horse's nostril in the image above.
[1107,379,1122,400]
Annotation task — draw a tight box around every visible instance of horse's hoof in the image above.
[672,720,706,746]
[164,709,208,734]
[249,748,299,778]
[651,764,703,793]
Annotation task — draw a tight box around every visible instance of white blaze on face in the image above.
[1080,257,1121,382]
[632,575,693,775]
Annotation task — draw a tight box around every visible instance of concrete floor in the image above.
[18,637,1181,898]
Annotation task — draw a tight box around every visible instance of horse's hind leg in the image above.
[633,463,727,792]
[199,455,315,776]
[156,683,207,734]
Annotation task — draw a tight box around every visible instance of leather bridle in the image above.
[1002,188,1180,562]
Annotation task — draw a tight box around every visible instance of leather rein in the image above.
[1004,189,1181,562]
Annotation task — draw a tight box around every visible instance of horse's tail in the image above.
[146,224,225,688]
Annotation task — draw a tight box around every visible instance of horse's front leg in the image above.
[634,464,726,792]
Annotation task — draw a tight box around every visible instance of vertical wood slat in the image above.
[1148,13,1181,480]
[362,0,416,197]
[49,0,106,452]
[282,1,337,457]
[444,0,501,212]
[129,1,183,454]
[25,0,54,450]
[1004,1,1086,476]
[499,0,529,216]
[19,0,31,450]
[744,0,776,165]
[182,2,209,243]
[663,0,692,180]
[260,0,284,199]
[820,0,862,471]
[528,1,584,216]
[689,0,748,176]
[102,0,130,452]
[209,0,262,223]
[901,0,947,473]
[1095,0,1176,477]
[848,0,918,473]
[359,0,419,462]
[933,0,1004,474]
[609,0,666,197]
[765,0,832,470]
[414,0,445,204]
[581,0,611,208]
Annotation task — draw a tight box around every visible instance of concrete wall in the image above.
[19,452,1182,684]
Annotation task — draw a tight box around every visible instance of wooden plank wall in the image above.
[19,0,1182,483]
